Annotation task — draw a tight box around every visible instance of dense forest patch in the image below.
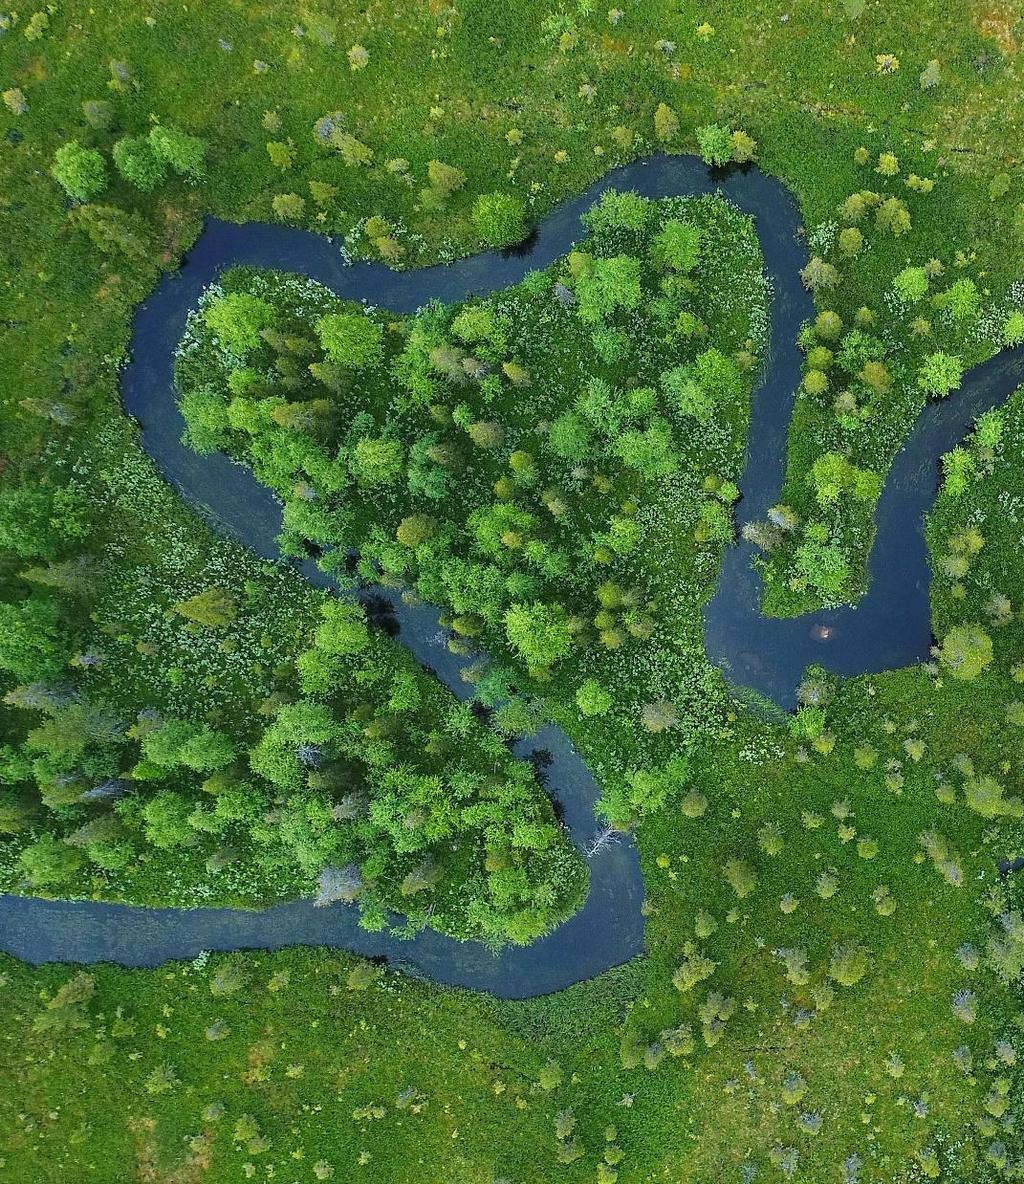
[175,192,766,824]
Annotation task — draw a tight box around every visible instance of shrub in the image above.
[1003,310,1024,346]
[781,1070,807,1105]
[951,989,977,1023]
[840,190,874,223]
[70,204,150,261]
[937,278,981,321]
[874,197,911,235]
[722,857,757,899]
[986,171,1011,203]
[472,191,528,247]
[149,124,206,179]
[987,911,1024,984]
[651,219,701,273]
[672,944,717,992]
[680,790,708,819]
[583,189,653,240]
[19,834,86,886]
[757,821,784,856]
[653,102,679,142]
[939,622,993,680]
[51,142,108,200]
[794,540,849,601]
[112,136,166,191]
[800,256,839,291]
[941,447,976,496]
[662,1025,695,1057]
[272,192,306,220]
[145,1064,180,1095]
[641,698,678,733]
[838,227,863,256]
[266,140,295,169]
[814,310,843,340]
[695,123,732,167]
[576,678,612,716]
[893,266,929,303]
[206,963,247,1003]
[808,453,881,507]
[309,180,338,208]
[505,601,574,669]
[3,87,27,115]
[81,99,115,130]
[829,942,870,986]
[964,775,1023,819]
[920,59,941,88]
[730,129,757,162]
[573,254,642,324]
[424,159,466,201]
[173,585,238,628]
[330,132,373,167]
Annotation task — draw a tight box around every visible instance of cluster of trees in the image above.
[753,145,1008,612]
[51,122,206,200]
[616,695,1024,1157]
[0,482,109,871]
[928,395,1024,689]
[0,506,584,941]
[246,597,586,942]
[0,446,581,941]
[267,110,531,247]
[742,309,893,604]
[177,190,764,824]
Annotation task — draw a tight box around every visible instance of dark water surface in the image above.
[2,155,1021,994]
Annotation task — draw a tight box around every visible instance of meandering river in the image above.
[1,155,1021,995]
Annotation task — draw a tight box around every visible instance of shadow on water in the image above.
[499,227,540,258]
[358,593,401,638]
[1,154,1021,994]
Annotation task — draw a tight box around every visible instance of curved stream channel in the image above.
[2,155,1022,996]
